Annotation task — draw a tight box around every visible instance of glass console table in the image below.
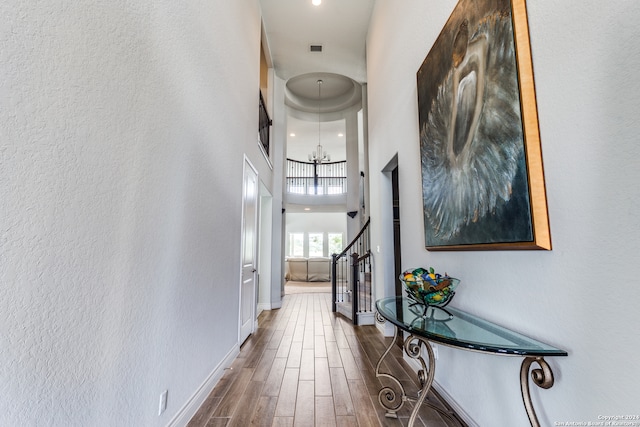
[375,296,567,427]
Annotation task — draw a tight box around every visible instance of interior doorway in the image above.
[391,166,402,296]
[239,157,258,344]
[380,155,403,339]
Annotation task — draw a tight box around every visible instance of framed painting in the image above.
[417,0,551,250]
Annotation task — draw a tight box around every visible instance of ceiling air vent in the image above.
[309,44,323,53]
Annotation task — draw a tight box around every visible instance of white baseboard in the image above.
[167,344,240,427]
[403,353,478,427]
[356,311,375,325]
[376,319,396,337]
[430,380,479,427]
[336,303,351,319]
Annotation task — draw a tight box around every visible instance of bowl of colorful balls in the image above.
[400,267,460,309]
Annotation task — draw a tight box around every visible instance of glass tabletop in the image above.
[376,297,567,356]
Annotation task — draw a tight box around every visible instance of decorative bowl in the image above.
[400,267,460,308]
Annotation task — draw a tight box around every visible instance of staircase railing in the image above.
[286,158,347,195]
[259,91,272,156]
[331,217,372,325]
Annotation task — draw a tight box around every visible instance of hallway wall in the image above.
[1,0,266,425]
[367,0,640,425]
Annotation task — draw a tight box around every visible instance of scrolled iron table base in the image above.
[375,314,460,426]
[376,312,559,427]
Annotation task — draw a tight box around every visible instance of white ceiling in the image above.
[260,0,374,213]
[260,0,375,84]
[287,116,346,162]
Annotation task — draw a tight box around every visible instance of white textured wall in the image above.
[270,74,287,306]
[367,0,640,425]
[1,0,266,425]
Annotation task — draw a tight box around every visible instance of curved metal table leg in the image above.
[375,313,460,427]
[521,356,555,427]
[404,333,435,427]
[374,312,406,418]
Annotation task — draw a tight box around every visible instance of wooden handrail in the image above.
[335,217,370,259]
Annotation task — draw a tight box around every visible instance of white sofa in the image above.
[285,257,332,282]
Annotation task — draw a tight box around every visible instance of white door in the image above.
[239,158,258,344]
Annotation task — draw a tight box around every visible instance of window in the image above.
[288,231,343,257]
[308,233,324,257]
[288,185,305,194]
[328,233,343,255]
[289,233,304,257]
[327,186,343,195]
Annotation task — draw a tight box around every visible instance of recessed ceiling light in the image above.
[290,133,296,137]
[338,133,344,137]
[312,0,321,5]
[304,208,311,211]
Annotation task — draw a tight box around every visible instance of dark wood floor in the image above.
[187,292,465,427]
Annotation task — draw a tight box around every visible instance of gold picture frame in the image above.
[417,0,551,250]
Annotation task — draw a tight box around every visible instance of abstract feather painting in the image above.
[417,0,551,250]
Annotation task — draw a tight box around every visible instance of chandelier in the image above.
[309,79,330,163]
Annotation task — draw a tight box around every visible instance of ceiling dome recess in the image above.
[285,73,362,114]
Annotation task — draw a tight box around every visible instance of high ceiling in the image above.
[260,0,375,144]
[260,0,375,213]
[260,0,376,85]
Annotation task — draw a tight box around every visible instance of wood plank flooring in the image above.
[187,293,466,427]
